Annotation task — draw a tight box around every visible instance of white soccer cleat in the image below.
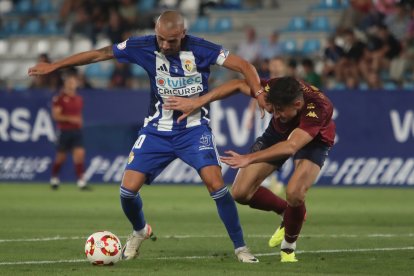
[122,224,155,260]
[77,179,89,190]
[235,246,259,263]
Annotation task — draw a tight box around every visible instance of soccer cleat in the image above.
[268,221,285,248]
[50,177,60,190]
[280,250,298,263]
[235,246,259,263]
[121,224,156,260]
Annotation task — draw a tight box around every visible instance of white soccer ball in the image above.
[84,231,122,265]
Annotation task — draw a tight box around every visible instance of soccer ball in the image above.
[84,231,122,265]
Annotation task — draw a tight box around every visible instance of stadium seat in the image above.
[131,65,147,78]
[281,39,298,55]
[10,39,30,57]
[43,19,60,35]
[84,61,114,79]
[313,0,341,10]
[311,16,331,32]
[0,40,9,57]
[302,39,321,55]
[189,17,210,33]
[213,17,233,33]
[383,82,397,90]
[50,38,71,59]
[71,38,93,55]
[13,0,32,14]
[95,38,112,50]
[31,39,51,57]
[137,0,156,12]
[3,19,21,36]
[0,61,18,79]
[285,17,308,32]
[222,0,243,9]
[402,82,414,90]
[23,19,42,35]
[34,0,53,13]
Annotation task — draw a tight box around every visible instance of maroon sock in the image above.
[248,186,287,215]
[283,203,306,243]
[75,163,85,179]
[51,162,62,177]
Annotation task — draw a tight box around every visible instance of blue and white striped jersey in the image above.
[112,35,229,132]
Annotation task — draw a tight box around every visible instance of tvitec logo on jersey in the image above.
[156,75,203,97]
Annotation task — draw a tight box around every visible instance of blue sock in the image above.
[211,186,245,249]
[120,186,146,231]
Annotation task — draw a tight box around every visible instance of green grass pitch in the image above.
[0,183,413,275]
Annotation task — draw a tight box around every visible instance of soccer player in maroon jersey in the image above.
[50,73,88,190]
[165,76,336,262]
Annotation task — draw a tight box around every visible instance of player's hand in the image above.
[220,150,251,168]
[69,116,83,127]
[164,96,198,123]
[28,62,56,76]
[256,93,272,116]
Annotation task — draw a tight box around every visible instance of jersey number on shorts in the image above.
[133,135,146,149]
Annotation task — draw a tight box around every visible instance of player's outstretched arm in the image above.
[28,46,114,76]
[220,128,313,168]
[164,79,250,122]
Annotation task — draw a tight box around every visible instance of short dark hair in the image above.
[265,77,303,107]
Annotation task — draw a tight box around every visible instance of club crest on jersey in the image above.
[264,83,270,92]
[306,111,318,118]
[117,39,128,50]
[184,60,194,72]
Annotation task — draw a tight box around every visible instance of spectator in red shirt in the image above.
[50,73,88,190]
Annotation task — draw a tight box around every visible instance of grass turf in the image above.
[0,183,413,275]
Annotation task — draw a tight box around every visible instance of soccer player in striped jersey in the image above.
[28,11,263,263]
[165,77,336,262]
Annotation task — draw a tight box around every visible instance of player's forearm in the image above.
[202,79,248,104]
[248,141,297,164]
[238,61,261,96]
[53,114,79,123]
[53,47,114,70]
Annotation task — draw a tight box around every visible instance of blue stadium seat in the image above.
[302,39,321,55]
[131,65,147,78]
[3,19,21,36]
[281,39,298,55]
[189,17,210,33]
[85,62,114,79]
[14,0,32,14]
[34,0,53,13]
[311,16,331,32]
[43,19,60,35]
[137,0,156,12]
[222,0,243,9]
[213,17,233,33]
[313,0,341,10]
[23,19,42,35]
[383,82,397,90]
[285,17,308,32]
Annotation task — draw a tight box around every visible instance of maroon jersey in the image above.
[52,92,83,130]
[270,80,336,147]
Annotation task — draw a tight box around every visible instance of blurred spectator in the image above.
[286,58,298,78]
[65,67,93,89]
[322,36,346,82]
[260,30,283,60]
[237,26,261,65]
[109,62,133,89]
[341,29,368,88]
[337,0,382,34]
[105,9,129,44]
[383,2,410,41]
[268,57,287,78]
[30,54,63,91]
[301,58,322,87]
[362,24,402,81]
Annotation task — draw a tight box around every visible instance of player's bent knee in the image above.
[230,186,250,204]
[286,189,305,207]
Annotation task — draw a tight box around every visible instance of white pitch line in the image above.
[1,247,414,266]
[1,233,413,243]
